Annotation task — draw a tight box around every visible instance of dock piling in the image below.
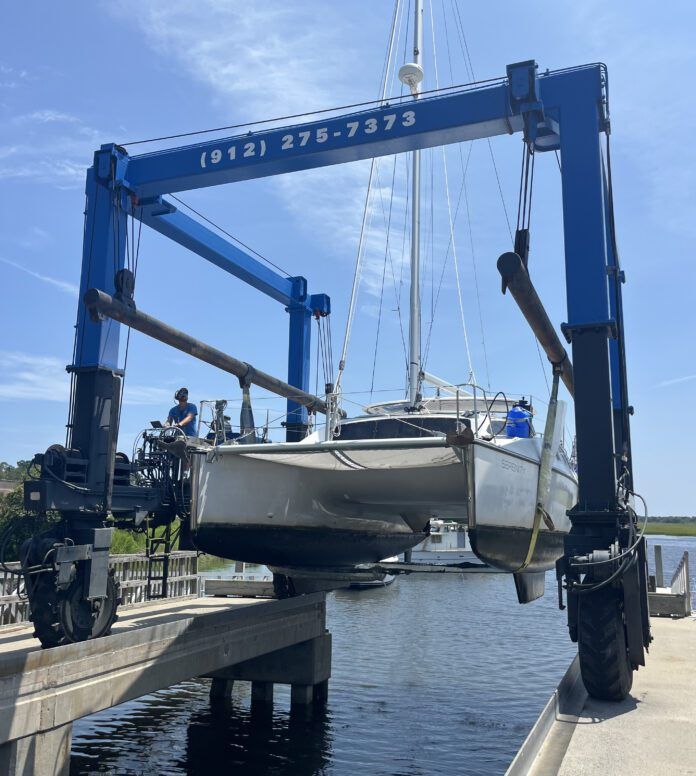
[654,544,664,588]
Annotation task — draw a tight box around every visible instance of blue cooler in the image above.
[505,404,532,438]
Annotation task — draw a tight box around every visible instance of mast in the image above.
[400,0,425,408]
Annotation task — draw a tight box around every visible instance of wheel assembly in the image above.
[29,567,120,649]
[577,587,633,701]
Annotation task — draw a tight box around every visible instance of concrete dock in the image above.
[0,593,330,776]
[508,616,696,775]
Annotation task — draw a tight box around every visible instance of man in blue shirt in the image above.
[167,388,198,437]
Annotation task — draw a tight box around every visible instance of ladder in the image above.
[146,522,173,600]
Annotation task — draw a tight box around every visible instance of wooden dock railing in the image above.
[0,551,199,626]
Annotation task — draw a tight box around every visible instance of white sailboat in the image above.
[190,0,578,592]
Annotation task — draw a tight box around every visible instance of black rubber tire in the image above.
[29,573,66,649]
[578,587,633,701]
[59,571,120,643]
[30,570,120,649]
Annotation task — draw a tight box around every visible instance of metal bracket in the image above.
[506,60,545,145]
[561,319,618,343]
[95,143,130,189]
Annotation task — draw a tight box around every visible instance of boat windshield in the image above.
[337,415,456,440]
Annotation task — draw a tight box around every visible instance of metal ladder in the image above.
[146,522,173,600]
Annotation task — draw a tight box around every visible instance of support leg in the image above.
[313,679,329,704]
[209,677,234,700]
[290,684,314,706]
[251,680,274,704]
[0,723,72,776]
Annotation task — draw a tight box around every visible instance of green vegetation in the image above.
[0,460,32,481]
[197,554,230,571]
[0,461,57,561]
[645,522,696,537]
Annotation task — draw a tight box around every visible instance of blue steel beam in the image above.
[136,197,296,306]
[126,82,521,197]
[124,66,600,198]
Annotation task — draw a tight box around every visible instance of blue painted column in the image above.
[74,146,128,370]
[68,146,128,491]
[602,157,633,485]
[557,73,617,510]
[286,277,312,441]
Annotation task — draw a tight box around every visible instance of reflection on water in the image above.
[71,535,695,775]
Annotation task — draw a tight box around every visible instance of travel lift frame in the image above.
[19,60,649,700]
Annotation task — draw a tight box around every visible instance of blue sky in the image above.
[0,1,693,514]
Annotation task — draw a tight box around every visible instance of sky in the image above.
[0,1,693,514]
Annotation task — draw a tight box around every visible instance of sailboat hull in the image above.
[190,436,576,573]
[194,524,426,568]
[468,438,576,572]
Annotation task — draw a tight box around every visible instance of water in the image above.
[70,536,695,776]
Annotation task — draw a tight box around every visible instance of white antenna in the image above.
[400,0,424,408]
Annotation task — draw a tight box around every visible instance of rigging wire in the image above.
[438,0,490,387]
[117,78,507,151]
[427,0,475,383]
[422,141,473,366]
[373,162,409,371]
[335,0,405,398]
[449,0,513,240]
[370,153,401,398]
[168,194,292,277]
[449,0,550,398]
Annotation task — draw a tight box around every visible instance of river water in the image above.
[70,535,695,775]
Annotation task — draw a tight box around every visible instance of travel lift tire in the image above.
[577,587,633,701]
[30,568,120,649]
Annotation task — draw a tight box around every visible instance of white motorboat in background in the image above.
[409,519,478,564]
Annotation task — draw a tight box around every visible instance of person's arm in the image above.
[178,412,195,428]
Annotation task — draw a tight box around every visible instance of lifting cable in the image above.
[515,136,552,398]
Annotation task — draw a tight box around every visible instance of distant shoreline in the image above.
[644,523,696,537]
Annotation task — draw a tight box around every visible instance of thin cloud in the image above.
[656,374,696,389]
[13,110,82,125]
[0,352,69,402]
[110,1,358,116]
[0,257,79,296]
[108,0,392,289]
[0,351,178,406]
[123,385,175,406]
[0,110,102,186]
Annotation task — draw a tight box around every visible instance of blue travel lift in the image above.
[18,60,649,700]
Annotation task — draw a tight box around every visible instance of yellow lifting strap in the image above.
[517,368,561,572]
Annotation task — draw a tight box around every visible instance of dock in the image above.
[0,592,330,776]
[507,615,696,775]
